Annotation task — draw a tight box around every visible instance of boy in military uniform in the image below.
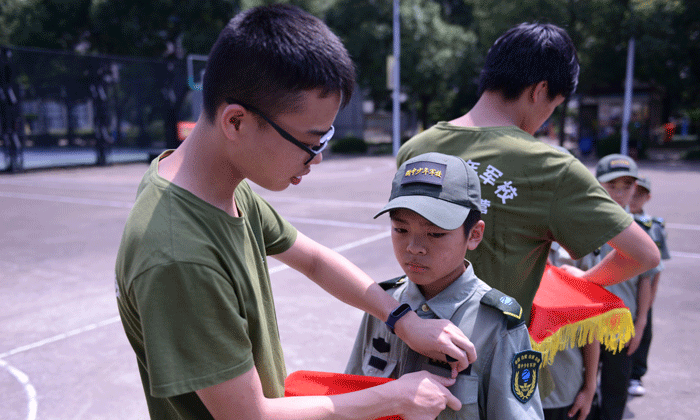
[564,154,659,420]
[346,152,544,419]
[627,177,671,397]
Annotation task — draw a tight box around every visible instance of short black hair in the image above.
[478,23,579,100]
[202,4,355,122]
[462,210,482,238]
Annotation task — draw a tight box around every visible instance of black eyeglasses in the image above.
[226,99,334,165]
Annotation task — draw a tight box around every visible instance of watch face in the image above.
[386,304,412,333]
[391,303,411,316]
[392,303,411,316]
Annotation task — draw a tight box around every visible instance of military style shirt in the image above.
[397,124,633,323]
[634,212,670,262]
[346,262,544,419]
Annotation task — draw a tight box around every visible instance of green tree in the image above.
[400,0,478,128]
[325,0,393,106]
[89,0,239,57]
[0,0,92,50]
[629,0,699,114]
[326,0,477,128]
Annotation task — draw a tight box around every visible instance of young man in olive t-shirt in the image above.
[116,5,475,419]
[397,23,659,324]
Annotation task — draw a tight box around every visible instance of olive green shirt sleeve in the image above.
[133,262,255,398]
[550,159,632,260]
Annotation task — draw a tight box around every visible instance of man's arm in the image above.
[272,232,476,373]
[561,222,660,286]
[196,365,461,420]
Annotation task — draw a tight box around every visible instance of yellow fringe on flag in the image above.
[530,307,635,366]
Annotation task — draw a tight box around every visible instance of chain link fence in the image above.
[1,46,188,172]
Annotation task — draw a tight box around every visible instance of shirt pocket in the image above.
[418,359,479,420]
[361,331,399,378]
[446,374,479,420]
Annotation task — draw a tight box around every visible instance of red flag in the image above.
[285,371,402,420]
[528,263,634,365]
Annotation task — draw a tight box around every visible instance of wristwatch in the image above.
[385,303,412,334]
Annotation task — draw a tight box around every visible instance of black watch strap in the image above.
[385,303,412,334]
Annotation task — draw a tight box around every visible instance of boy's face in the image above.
[234,89,340,191]
[629,186,651,214]
[601,176,637,208]
[390,208,483,299]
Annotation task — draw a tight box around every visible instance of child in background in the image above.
[564,154,659,420]
[627,177,671,397]
[346,152,544,419]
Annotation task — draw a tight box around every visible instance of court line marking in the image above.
[0,232,392,359]
[262,196,385,209]
[284,217,385,231]
[8,187,698,230]
[0,317,122,360]
[670,251,700,259]
[666,223,700,231]
[0,190,386,210]
[0,177,136,193]
[2,229,692,361]
[270,231,391,274]
[0,191,134,208]
[0,359,38,420]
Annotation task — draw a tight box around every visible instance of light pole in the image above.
[392,0,401,156]
[621,37,635,156]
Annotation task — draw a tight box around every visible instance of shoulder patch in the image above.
[480,289,524,329]
[634,214,653,229]
[511,350,542,403]
[379,276,407,291]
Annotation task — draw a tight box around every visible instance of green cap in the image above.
[596,154,639,183]
[374,153,482,230]
[636,176,651,192]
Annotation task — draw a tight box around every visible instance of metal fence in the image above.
[1,46,188,172]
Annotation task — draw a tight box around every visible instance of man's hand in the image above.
[394,311,476,376]
[568,384,596,420]
[391,371,462,420]
[559,264,586,278]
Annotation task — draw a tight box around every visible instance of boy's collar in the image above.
[403,261,479,321]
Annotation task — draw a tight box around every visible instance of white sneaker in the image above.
[628,379,646,396]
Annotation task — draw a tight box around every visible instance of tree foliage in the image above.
[0,0,92,50]
[1,0,699,123]
[326,0,478,127]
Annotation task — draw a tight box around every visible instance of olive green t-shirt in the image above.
[398,123,632,323]
[115,153,297,419]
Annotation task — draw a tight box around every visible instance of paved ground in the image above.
[1,154,698,419]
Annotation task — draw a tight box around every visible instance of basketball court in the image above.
[1,155,699,419]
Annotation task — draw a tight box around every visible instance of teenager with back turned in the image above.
[397,23,660,324]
